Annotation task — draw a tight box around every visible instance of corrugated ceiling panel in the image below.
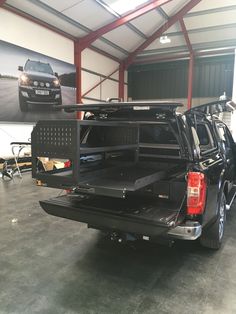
[92,39,127,59]
[189,0,236,13]
[102,0,150,16]
[103,25,143,51]
[6,0,87,37]
[130,10,164,36]
[161,0,189,16]
[144,34,186,51]
[189,27,236,45]
[61,0,115,30]
[40,0,83,12]
[101,0,119,5]
[185,9,236,30]
[6,0,236,61]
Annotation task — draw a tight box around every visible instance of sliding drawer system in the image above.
[31,119,181,198]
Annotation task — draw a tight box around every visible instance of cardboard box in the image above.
[38,158,66,171]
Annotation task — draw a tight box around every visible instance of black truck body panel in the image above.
[32,100,236,244]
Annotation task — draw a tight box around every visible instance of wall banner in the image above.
[0,40,76,122]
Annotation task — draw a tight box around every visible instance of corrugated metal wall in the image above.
[128,55,235,100]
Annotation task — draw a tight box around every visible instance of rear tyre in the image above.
[200,194,226,250]
[19,94,28,112]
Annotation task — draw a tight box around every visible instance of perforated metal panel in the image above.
[31,120,80,187]
[32,120,79,159]
[31,119,139,189]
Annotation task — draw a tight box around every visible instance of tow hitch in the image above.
[108,232,174,247]
[109,232,137,243]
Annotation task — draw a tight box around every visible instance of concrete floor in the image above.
[1,174,236,314]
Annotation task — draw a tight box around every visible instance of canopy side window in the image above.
[191,123,216,155]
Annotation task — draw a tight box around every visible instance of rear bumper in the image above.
[167,221,202,240]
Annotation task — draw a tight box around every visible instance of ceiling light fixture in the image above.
[159,12,171,44]
[160,35,171,44]
[109,0,149,15]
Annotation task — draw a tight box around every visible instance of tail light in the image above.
[64,160,71,168]
[187,172,207,215]
[65,189,72,194]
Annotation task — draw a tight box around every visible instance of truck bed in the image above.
[41,161,178,198]
[40,192,185,237]
[77,162,169,198]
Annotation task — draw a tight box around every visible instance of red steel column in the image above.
[187,53,194,109]
[74,41,83,119]
[118,62,125,101]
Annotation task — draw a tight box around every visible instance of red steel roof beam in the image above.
[79,0,172,49]
[179,18,193,54]
[0,0,6,6]
[124,0,202,68]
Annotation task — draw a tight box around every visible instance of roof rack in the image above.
[55,100,183,113]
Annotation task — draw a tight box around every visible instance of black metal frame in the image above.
[32,119,140,189]
[31,120,80,187]
[57,101,183,114]
[31,118,182,196]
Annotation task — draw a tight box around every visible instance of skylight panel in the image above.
[109,0,150,15]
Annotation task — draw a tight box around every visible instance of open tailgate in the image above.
[40,193,185,237]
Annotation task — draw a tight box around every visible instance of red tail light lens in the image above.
[64,160,71,168]
[187,172,207,215]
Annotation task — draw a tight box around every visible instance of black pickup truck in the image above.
[18,59,62,112]
[31,99,236,249]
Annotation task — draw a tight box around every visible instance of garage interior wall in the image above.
[0,8,127,158]
[128,55,235,112]
[81,49,128,103]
